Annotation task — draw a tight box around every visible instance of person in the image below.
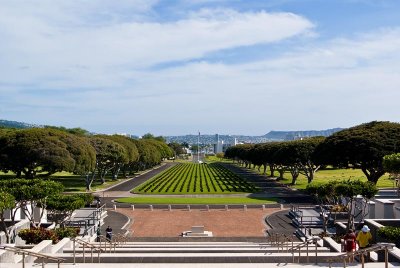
[343,229,356,262]
[96,224,101,242]
[105,225,113,240]
[356,225,372,261]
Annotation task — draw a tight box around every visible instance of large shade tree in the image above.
[0,128,75,179]
[89,136,127,187]
[314,121,400,184]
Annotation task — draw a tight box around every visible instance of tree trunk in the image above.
[361,167,385,184]
[290,168,299,185]
[270,164,275,177]
[278,169,284,180]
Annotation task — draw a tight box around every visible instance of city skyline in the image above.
[1,0,400,135]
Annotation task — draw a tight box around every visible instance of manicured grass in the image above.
[133,163,259,194]
[116,196,277,204]
[242,163,395,189]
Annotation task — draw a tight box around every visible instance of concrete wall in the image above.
[0,219,30,245]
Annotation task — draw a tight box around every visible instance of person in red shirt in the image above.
[343,229,356,262]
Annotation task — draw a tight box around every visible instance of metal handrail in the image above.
[0,245,65,268]
[97,235,117,253]
[327,243,396,268]
[262,233,296,254]
[71,237,103,265]
[65,204,106,235]
[114,233,128,244]
[289,236,321,264]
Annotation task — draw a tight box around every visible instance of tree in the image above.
[293,137,324,183]
[0,190,16,243]
[0,128,75,179]
[314,121,400,184]
[46,194,89,226]
[142,133,166,142]
[307,180,378,231]
[383,153,400,178]
[0,179,64,227]
[97,135,139,178]
[168,142,186,156]
[89,136,127,187]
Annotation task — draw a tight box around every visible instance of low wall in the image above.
[0,219,30,245]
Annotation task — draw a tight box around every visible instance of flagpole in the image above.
[198,131,200,163]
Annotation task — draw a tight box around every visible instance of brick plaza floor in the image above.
[117,207,280,237]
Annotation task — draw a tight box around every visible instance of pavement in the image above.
[95,161,313,240]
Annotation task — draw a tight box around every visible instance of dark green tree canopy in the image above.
[0,128,75,178]
[314,121,400,184]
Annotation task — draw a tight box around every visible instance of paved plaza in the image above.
[117,207,280,237]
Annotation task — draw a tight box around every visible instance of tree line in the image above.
[225,121,400,185]
[0,127,174,190]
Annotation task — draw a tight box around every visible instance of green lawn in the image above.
[132,162,259,194]
[116,196,277,204]
[241,163,395,189]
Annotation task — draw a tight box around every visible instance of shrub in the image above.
[377,226,400,243]
[18,228,57,244]
[18,227,80,244]
[54,227,79,240]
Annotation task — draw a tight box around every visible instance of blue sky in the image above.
[1,0,400,136]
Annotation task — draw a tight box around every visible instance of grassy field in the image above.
[133,162,259,194]
[242,163,395,189]
[116,196,277,204]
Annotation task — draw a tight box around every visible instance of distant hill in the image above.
[0,119,41,129]
[263,128,343,140]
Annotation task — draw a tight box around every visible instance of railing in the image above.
[71,237,103,265]
[65,204,106,236]
[0,245,65,268]
[327,243,396,268]
[113,232,128,244]
[262,233,296,253]
[97,235,117,253]
[289,236,321,264]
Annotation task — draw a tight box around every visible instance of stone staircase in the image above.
[52,240,340,263]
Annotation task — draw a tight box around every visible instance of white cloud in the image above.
[0,2,313,90]
[1,1,399,134]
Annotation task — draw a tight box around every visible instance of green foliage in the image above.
[134,163,259,194]
[314,121,400,184]
[383,153,400,175]
[142,133,166,142]
[18,228,57,244]
[377,226,400,242]
[168,142,186,155]
[54,227,80,239]
[46,194,87,225]
[0,190,15,212]
[18,227,79,244]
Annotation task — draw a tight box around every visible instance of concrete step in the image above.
[50,252,344,263]
[64,246,332,254]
